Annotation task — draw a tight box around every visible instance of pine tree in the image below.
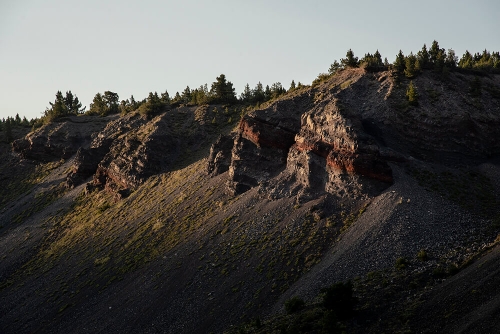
[264,85,271,101]
[4,117,13,143]
[429,40,441,64]
[209,74,237,104]
[270,82,285,99]
[374,50,383,67]
[181,86,192,104]
[240,83,252,103]
[88,93,106,116]
[328,60,341,74]
[417,44,430,69]
[64,91,85,114]
[404,52,417,78]
[458,50,474,69]
[341,49,358,68]
[393,50,406,73]
[14,113,21,125]
[130,95,138,110]
[252,82,265,104]
[289,80,296,90]
[445,49,458,68]
[406,81,418,106]
[434,49,446,72]
[160,91,170,105]
[103,91,119,115]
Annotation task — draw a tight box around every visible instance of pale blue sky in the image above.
[1,0,499,120]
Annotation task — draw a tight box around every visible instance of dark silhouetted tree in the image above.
[4,118,13,143]
[252,82,265,104]
[404,52,418,78]
[209,74,237,104]
[87,93,106,116]
[417,44,430,69]
[64,91,85,114]
[240,83,252,103]
[341,49,358,68]
[160,91,170,105]
[328,60,341,74]
[264,85,271,101]
[393,50,406,73]
[270,82,286,99]
[445,49,458,68]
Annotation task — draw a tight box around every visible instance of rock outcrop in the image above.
[206,134,234,176]
[66,112,150,189]
[93,113,179,193]
[209,68,500,199]
[12,115,114,162]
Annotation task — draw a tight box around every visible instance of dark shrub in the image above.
[321,281,355,320]
[285,296,305,314]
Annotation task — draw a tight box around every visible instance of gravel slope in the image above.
[274,163,492,310]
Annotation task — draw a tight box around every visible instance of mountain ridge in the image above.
[1,67,500,333]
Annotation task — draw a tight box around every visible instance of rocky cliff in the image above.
[208,68,500,203]
[3,68,500,334]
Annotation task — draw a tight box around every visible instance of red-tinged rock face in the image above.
[326,151,393,184]
[238,117,296,151]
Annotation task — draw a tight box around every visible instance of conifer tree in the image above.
[264,85,271,101]
[64,91,85,114]
[434,49,446,72]
[445,49,458,68]
[240,83,252,102]
[404,52,417,78]
[393,50,406,73]
[160,91,170,105]
[4,118,13,143]
[406,81,418,106]
[252,82,265,104]
[209,74,237,104]
[429,40,441,64]
[458,51,474,69]
[417,44,430,69]
[14,113,21,125]
[129,95,138,110]
[181,86,192,104]
[341,49,358,68]
[328,60,341,74]
[172,92,182,104]
[87,93,106,116]
[374,50,383,67]
[103,91,119,114]
[289,80,296,90]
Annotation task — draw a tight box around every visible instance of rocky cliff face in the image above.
[93,112,180,195]
[12,115,114,162]
[209,68,500,201]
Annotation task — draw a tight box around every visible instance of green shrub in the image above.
[395,257,409,270]
[285,296,305,314]
[321,281,355,320]
[406,81,418,106]
[417,249,429,261]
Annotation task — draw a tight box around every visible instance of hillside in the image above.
[1,68,500,333]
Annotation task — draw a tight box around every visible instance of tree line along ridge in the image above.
[1,40,499,141]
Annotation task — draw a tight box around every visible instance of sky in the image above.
[1,0,499,120]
